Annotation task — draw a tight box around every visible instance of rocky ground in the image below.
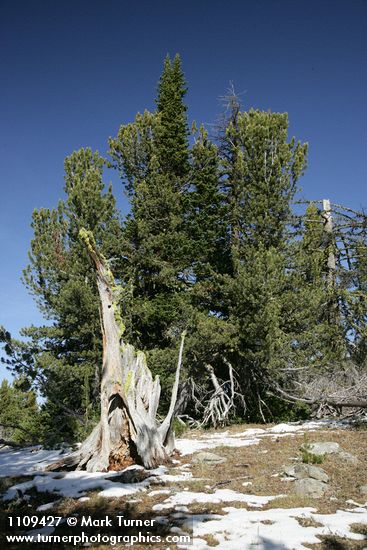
[0,419,366,549]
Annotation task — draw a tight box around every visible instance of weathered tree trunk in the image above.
[48,229,185,472]
[322,199,336,288]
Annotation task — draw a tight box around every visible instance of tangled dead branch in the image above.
[273,363,367,417]
[177,360,246,428]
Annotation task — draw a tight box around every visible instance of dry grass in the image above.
[0,422,366,549]
[351,523,367,536]
[305,536,367,549]
[182,424,367,514]
[201,533,220,546]
[296,516,324,528]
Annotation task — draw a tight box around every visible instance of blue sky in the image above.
[1,0,366,382]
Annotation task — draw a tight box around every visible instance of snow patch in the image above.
[177,506,367,550]
[176,437,260,456]
[0,447,72,477]
[3,469,151,500]
[152,489,284,511]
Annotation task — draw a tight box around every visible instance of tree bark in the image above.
[322,199,336,288]
[48,229,185,472]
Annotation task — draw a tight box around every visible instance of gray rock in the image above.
[358,485,367,496]
[283,464,299,477]
[293,478,327,498]
[305,442,341,456]
[283,464,329,483]
[337,451,359,465]
[192,451,227,464]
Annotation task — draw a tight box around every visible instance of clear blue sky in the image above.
[1,0,366,382]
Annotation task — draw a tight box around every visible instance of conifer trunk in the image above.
[48,229,185,473]
[323,199,336,288]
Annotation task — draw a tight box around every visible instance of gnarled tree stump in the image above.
[48,229,185,472]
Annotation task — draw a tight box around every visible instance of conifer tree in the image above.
[182,124,236,400]
[220,107,308,418]
[349,240,367,363]
[0,378,40,445]
[109,56,191,401]
[284,204,347,376]
[189,124,228,281]
[155,54,190,179]
[2,149,123,441]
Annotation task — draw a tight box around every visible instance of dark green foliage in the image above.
[0,379,40,444]
[109,55,192,406]
[189,124,229,278]
[217,106,309,419]
[342,239,367,364]
[155,54,189,178]
[286,204,347,371]
[302,450,324,464]
[222,108,307,253]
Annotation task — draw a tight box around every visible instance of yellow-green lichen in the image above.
[113,302,126,337]
[79,228,96,253]
[124,370,133,394]
[79,227,126,337]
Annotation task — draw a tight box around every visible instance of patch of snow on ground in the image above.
[152,489,284,511]
[149,465,194,483]
[3,469,151,500]
[36,500,61,511]
[175,436,260,455]
[268,423,304,433]
[178,506,367,550]
[0,447,72,477]
[1,461,195,501]
[175,419,348,456]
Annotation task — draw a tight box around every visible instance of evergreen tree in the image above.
[220,107,308,418]
[189,124,229,282]
[349,240,367,364]
[181,124,235,399]
[0,378,40,444]
[283,204,347,377]
[2,149,123,441]
[109,56,191,395]
[155,54,190,179]
[110,56,189,342]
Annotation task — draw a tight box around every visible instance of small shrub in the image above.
[172,417,188,437]
[301,434,324,464]
[353,419,367,431]
[301,450,324,464]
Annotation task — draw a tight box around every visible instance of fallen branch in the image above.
[273,385,367,409]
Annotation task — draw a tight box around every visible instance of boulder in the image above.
[304,442,340,456]
[192,451,227,464]
[283,463,329,483]
[337,451,359,465]
[293,478,327,498]
[358,485,367,496]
